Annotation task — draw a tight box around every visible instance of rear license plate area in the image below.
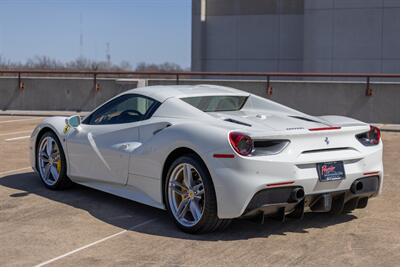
[316,161,345,182]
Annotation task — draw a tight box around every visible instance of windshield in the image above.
[181,95,248,112]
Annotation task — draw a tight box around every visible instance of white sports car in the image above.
[30,85,383,233]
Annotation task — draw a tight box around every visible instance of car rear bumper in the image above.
[207,143,383,219]
[241,176,380,219]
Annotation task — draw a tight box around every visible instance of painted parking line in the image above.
[5,136,30,142]
[0,130,32,137]
[0,118,41,124]
[0,167,32,177]
[34,218,158,267]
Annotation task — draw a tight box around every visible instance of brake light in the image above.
[229,132,253,156]
[309,127,341,131]
[363,171,380,176]
[266,181,295,187]
[356,126,381,146]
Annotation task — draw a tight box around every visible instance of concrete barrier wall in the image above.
[0,77,138,112]
[0,76,399,123]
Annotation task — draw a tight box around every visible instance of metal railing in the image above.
[2,69,400,96]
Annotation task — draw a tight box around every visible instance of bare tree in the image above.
[25,56,64,69]
[0,56,185,73]
[135,62,184,72]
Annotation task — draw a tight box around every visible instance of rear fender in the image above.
[130,122,231,180]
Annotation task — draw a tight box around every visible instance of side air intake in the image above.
[253,140,290,155]
[224,118,252,127]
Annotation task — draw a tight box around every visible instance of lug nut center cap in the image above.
[188,191,195,199]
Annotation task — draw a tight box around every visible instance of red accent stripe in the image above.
[309,127,341,131]
[363,171,380,176]
[266,181,295,187]
[213,154,235,158]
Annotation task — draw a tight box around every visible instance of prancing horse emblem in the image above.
[325,137,330,145]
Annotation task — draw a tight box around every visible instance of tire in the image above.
[164,154,230,234]
[216,218,232,231]
[36,131,72,190]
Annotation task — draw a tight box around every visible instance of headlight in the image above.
[356,126,381,146]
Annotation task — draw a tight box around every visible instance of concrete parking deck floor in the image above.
[0,116,399,267]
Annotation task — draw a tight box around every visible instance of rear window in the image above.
[181,95,248,112]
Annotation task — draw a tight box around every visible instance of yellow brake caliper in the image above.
[57,160,62,173]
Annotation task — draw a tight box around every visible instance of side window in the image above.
[86,94,158,125]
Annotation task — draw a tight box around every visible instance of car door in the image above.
[66,94,159,185]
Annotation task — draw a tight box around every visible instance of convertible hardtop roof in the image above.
[125,84,250,102]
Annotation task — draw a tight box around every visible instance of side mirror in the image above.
[65,115,81,128]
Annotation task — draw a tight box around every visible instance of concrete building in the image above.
[192,0,400,73]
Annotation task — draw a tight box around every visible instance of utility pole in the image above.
[0,23,3,59]
[106,42,111,66]
[80,13,83,58]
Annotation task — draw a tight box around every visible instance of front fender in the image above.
[29,117,68,172]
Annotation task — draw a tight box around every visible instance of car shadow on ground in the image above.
[0,172,357,241]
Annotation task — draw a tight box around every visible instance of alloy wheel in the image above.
[167,163,205,227]
[38,136,61,186]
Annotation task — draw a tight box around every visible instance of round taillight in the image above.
[356,125,381,146]
[229,132,253,156]
[368,125,381,145]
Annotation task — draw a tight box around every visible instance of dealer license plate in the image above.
[316,161,345,182]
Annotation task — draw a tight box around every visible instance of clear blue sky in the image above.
[0,0,192,68]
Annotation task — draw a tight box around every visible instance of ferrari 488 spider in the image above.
[30,85,383,233]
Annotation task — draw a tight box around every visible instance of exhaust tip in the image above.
[290,188,305,202]
[351,180,364,194]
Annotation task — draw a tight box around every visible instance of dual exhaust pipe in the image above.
[310,180,366,212]
[288,180,364,212]
[351,180,364,194]
[287,178,364,202]
[290,187,305,202]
